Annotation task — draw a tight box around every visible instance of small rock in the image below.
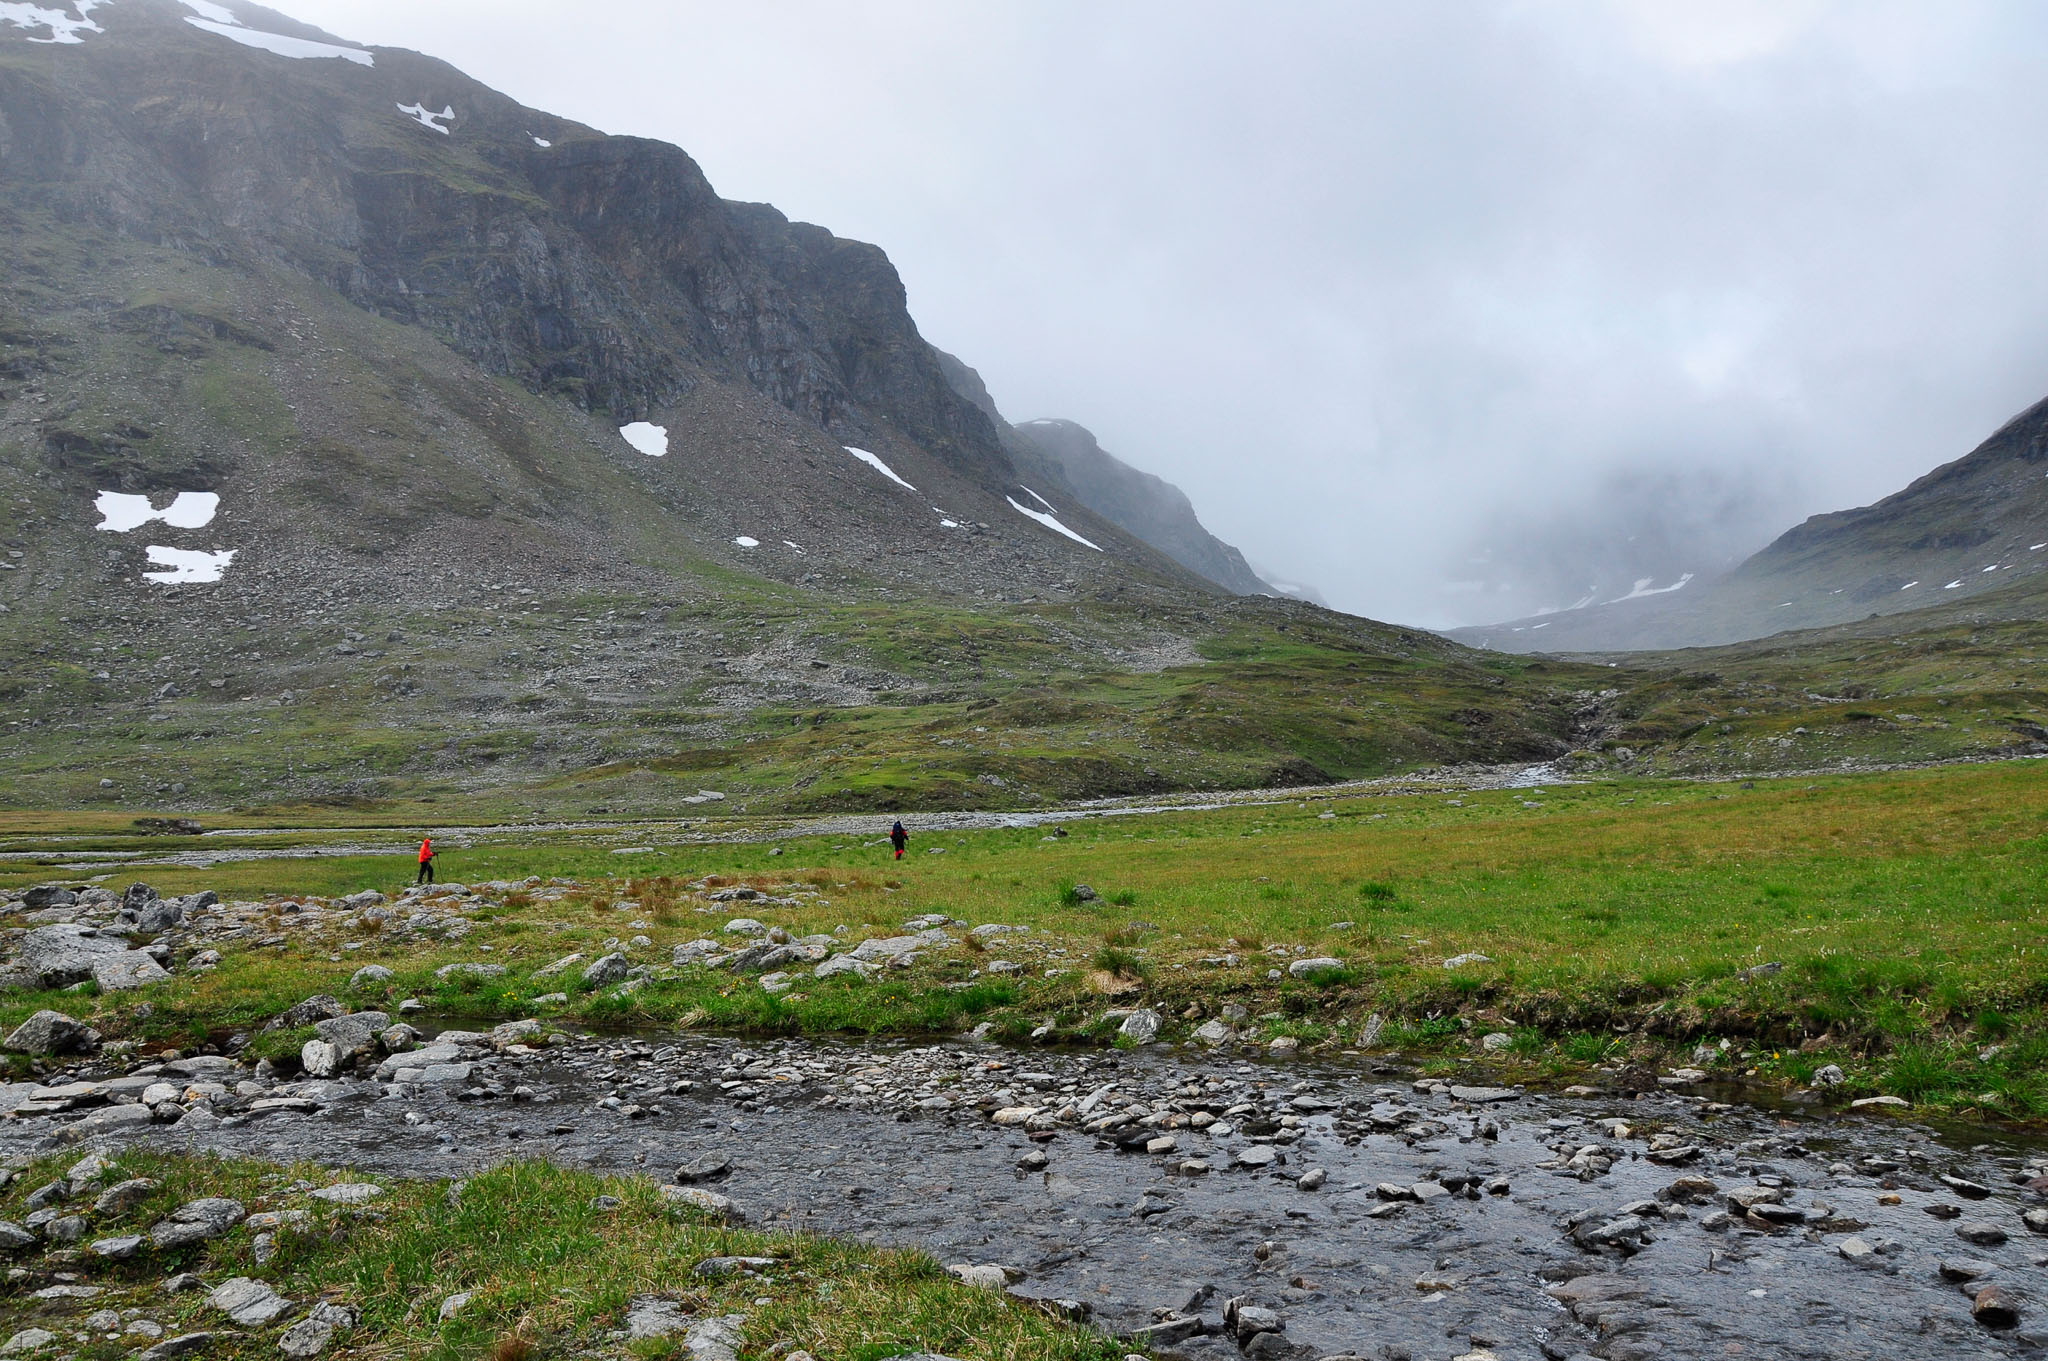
[1298,1168,1327,1191]
[1956,1221,2008,1246]
[1974,1284,2020,1329]
[1118,1010,1162,1044]
[660,1185,748,1225]
[151,1198,246,1248]
[308,1184,382,1205]
[1287,957,1345,978]
[137,1336,213,1361]
[438,1293,471,1321]
[277,1303,356,1358]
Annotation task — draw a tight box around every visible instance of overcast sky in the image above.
[268,0,2048,627]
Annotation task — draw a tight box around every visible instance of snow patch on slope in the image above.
[734,536,759,549]
[844,446,915,491]
[1007,495,1102,551]
[620,423,668,457]
[398,102,454,134]
[181,0,234,22]
[184,13,374,64]
[0,0,107,44]
[143,547,235,584]
[1601,573,1695,606]
[95,491,219,533]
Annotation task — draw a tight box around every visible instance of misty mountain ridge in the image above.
[1453,393,2048,653]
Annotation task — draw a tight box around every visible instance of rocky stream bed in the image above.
[2,1018,2045,1361]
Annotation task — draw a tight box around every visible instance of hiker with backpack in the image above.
[890,821,909,860]
[416,836,436,885]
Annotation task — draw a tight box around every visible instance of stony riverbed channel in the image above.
[2,880,2047,1359]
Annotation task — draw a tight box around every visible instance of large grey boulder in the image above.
[814,954,875,981]
[267,996,347,1031]
[206,1276,291,1326]
[581,953,630,987]
[4,1010,99,1056]
[313,1012,391,1063]
[19,925,127,988]
[92,951,171,992]
[21,886,77,910]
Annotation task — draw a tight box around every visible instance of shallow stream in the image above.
[8,1027,2043,1360]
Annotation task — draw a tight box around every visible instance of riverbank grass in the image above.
[0,1150,1121,1360]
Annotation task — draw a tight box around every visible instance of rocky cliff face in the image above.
[0,0,1216,605]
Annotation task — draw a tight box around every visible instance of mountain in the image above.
[1452,395,2048,654]
[932,351,1271,596]
[0,0,1608,814]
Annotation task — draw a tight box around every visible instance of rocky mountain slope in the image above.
[1454,396,2048,653]
[933,351,1271,595]
[0,0,1614,813]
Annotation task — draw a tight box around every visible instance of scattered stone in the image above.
[348,965,393,989]
[1956,1221,2009,1247]
[91,1235,144,1259]
[1298,1167,1327,1192]
[1443,953,1493,969]
[438,1293,471,1321]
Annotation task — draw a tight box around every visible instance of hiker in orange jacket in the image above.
[416,837,436,885]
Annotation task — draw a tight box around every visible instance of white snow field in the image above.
[619,423,668,457]
[844,446,916,490]
[95,491,220,533]
[1006,494,1102,551]
[143,547,236,584]
[0,0,106,43]
[183,8,374,64]
[398,102,455,134]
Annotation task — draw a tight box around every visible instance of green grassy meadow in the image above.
[5,759,2045,1119]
